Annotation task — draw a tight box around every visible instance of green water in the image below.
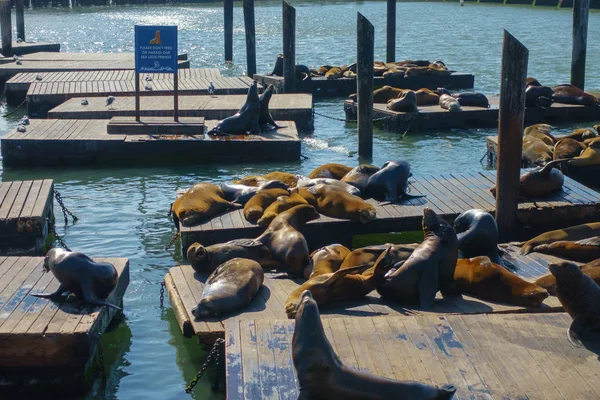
[2,1,600,398]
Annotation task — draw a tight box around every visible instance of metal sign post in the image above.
[134,25,179,122]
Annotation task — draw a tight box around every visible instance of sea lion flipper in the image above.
[322,264,370,286]
[29,284,66,299]
[418,270,438,310]
[568,325,585,348]
[81,278,121,310]
[574,236,600,246]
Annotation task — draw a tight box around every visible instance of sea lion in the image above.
[452,92,490,108]
[453,209,502,264]
[171,182,239,227]
[325,67,343,80]
[531,237,600,262]
[522,135,553,165]
[186,238,273,274]
[374,208,458,308]
[257,193,308,228]
[30,248,119,310]
[267,54,310,80]
[296,177,361,196]
[526,77,542,86]
[220,180,288,204]
[552,84,599,106]
[452,256,548,308]
[267,54,284,76]
[292,290,457,400]
[207,80,261,135]
[305,244,352,279]
[343,70,356,78]
[365,160,425,203]
[256,204,320,276]
[349,86,407,103]
[415,88,440,106]
[233,171,299,187]
[387,91,418,113]
[339,243,418,270]
[405,66,451,77]
[525,85,554,108]
[296,184,376,223]
[524,123,555,143]
[382,68,407,79]
[549,261,600,349]
[340,164,380,193]
[191,258,264,318]
[258,84,281,129]
[553,138,586,160]
[439,94,461,112]
[568,139,600,167]
[295,65,311,81]
[535,259,600,296]
[307,163,353,179]
[565,128,598,142]
[490,159,565,199]
[519,222,600,255]
[243,188,290,223]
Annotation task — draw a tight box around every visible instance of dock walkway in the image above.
[0,41,60,56]
[0,180,54,256]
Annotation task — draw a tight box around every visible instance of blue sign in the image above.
[135,25,178,74]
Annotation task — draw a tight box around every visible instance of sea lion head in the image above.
[186,242,209,271]
[549,262,583,299]
[291,204,320,224]
[359,206,377,224]
[191,297,215,319]
[422,207,440,232]
[44,248,68,273]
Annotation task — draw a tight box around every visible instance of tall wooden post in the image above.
[357,13,374,161]
[495,30,528,241]
[243,0,256,77]
[0,0,12,56]
[16,0,24,42]
[224,0,233,62]
[571,0,589,90]
[282,1,296,93]
[386,0,396,63]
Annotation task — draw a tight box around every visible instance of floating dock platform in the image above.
[254,73,474,98]
[47,94,314,130]
[343,96,600,132]
[0,256,129,393]
[0,41,61,57]
[0,180,54,256]
[1,119,301,167]
[177,170,600,252]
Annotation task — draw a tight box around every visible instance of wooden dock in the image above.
[225,313,600,400]
[177,170,600,252]
[254,72,475,97]
[0,256,129,393]
[0,41,60,57]
[1,119,301,167]
[343,96,600,132]
[47,94,314,130]
[0,180,54,256]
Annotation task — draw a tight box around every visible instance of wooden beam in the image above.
[282,1,296,93]
[0,0,12,57]
[357,13,374,161]
[495,30,528,240]
[15,0,24,42]
[243,0,257,77]
[571,0,589,90]
[224,0,233,62]
[386,0,396,63]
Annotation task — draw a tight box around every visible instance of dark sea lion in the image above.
[306,243,352,279]
[490,159,565,199]
[549,261,600,350]
[340,164,380,193]
[208,80,261,135]
[387,91,418,113]
[525,85,554,108]
[526,77,542,86]
[295,64,311,81]
[171,182,239,227]
[553,138,586,160]
[234,171,298,187]
[520,222,600,255]
[568,141,600,167]
[296,177,361,196]
[565,128,598,142]
[522,135,553,165]
[186,238,272,274]
[243,188,290,223]
[257,193,308,228]
[532,237,600,262]
[307,163,353,179]
[452,256,548,308]
[453,209,502,264]
[30,248,119,310]
[524,124,556,145]
[439,94,461,112]
[415,88,440,106]
[365,160,425,203]
[220,180,288,204]
[258,84,282,129]
[374,208,458,308]
[296,184,376,224]
[256,204,320,276]
[292,290,457,399]
[535,259,600,296]
[339,243,418,270]
[267,54,284,76]
[452,92,490,108]
[191,258,264,318]
[552,84,600,106]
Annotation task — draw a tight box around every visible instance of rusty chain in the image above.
[185,338,225,393]
[48,218,71,251]
[165,231,180,251]
[159,282,165,308]
[54,189,79,225]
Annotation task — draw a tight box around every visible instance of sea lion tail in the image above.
[540,158,569,174]
[92,299,122,310]
[29,292,57,299]
[439,384,457,398]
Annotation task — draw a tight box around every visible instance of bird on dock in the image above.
[81,98,89,106]
[145,74,152,82]
[13,54,18,61]
[17,125,26,133]
[20,116,29,125]
[208,81,215,97]
[106,95,116,109]
[144,84,153,91]
[35,74,43,81]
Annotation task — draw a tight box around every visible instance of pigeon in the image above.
[81,98,89,106]
[144,84,153,91]
[106,96,116,109]
[13,55,18,61]
[145,74,152,82]
[208,81,215,97]
[35,74,43,81]
[17,125,26,133]
[20,116,30,125]
[16,60,22,65]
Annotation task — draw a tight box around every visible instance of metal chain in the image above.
[185,338,225,394]
[3,98,27,117]
[48,219,71,251]
[313,109,397,123]
[93,334,107,384]
[54,189,79,225]
[212,337,222,392]
[164,231,180,251]
[159,281,165,308]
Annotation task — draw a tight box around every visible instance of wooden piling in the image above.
[495,30,528,240]
[16,0,24,42]
[282,1,296,93]
[243,0,256,77]
[224,0,233,62]
[386,0,396,63]
[0,0,12,56]
[571,0,589,90]
[357,13,374,161]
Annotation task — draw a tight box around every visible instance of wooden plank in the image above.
[256,319,280,400]
[17,180,43,219]
[6,180,32,220]
[240,320,262,399]
[0,181,23,220]
[269,319,298,400]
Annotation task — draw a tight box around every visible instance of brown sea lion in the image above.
[387,91,418,113]
[535,259,600,295]
[374,208,458,308]
[522,135,553,165]
[171,182,239,227]
[373,65,388,76]
[30,248,120,310]
[568,139,600,166]
[490,159,565,198]
[186,238,273,274]
[256,204,320,276]
[452,256,548,308]
[532,237,600,262]
[520,222,600,255]
[292,290,457,399]
[524,124,556,145]
[372,86,409,103]
[307,163,353,180]
[549,261,600,350]
[339,243,418,270]
[316,65,332,75]
[234,171,298,187]
[552,84,600,106]
[565,128,598,142]
[526,77,542,86]
[257,193,308,228]
[296,177,361,196]
[325,67,343,80]
[382,68,407,79]
[191,258,264,318]
[405,66,451,77]
[439,94,461,112]
[296,184,376,223]
[243,188,290,223]
[553,138,586,160]
[341,164,380,193]
[306,244,352,279]
[415,88,440,106]
[343,70,356,78]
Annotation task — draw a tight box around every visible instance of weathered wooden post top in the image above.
[282,1,296,93]
[357,13,375,161]
[0,0,12,56]
[571,0,589,90]
[386,0,396,63]
[243,0,257,77]
[224,0,234,62]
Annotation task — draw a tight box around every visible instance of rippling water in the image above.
[1,1,600,399]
